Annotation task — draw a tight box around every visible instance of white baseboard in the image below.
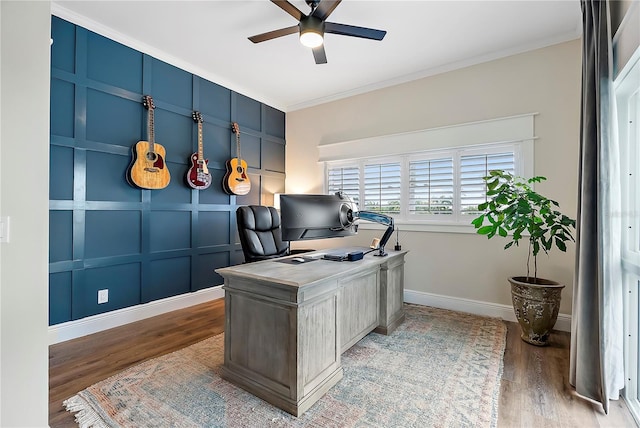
[48,286,225,345]
[404,288,571,333]
[49,286,571,345]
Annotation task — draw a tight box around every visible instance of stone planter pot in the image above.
[508,276,564,346]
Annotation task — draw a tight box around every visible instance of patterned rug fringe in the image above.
[63,394,111,428]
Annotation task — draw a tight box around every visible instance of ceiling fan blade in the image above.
[248,25,299,43]
[325,22,386,41]
[271,0,305,21]
[311,0,341,21]
[312,45,327,64]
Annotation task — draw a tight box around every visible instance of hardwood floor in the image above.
[49,298,225,427]
[499,322,636,427]
[50,299,637,427]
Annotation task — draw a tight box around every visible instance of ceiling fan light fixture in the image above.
[299,16,324,48]
[248,0,387,64]
[300,30,323,48]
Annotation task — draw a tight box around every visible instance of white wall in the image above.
[0,1,51,426]
[286,39,582,316]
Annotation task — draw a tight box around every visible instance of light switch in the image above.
[0,217,10,243]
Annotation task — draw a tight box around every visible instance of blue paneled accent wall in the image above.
[49,16,286,325]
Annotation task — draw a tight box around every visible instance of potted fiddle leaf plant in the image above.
[471,170,575,346]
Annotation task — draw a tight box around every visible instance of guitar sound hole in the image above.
[146,152,158,162]
[236,166,243,173]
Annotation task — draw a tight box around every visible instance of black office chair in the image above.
[236,205,290,263]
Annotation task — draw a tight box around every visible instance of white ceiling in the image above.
[51,1,582,112]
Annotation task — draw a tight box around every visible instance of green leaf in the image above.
[477,202,488,211]
[528,176,547,183]
[496,195,509,205]
[555,238,567,252]
[529,193,542,203]
[498,227,508,237]
[471,215,485,227]
[504,241,514,250]
[487,179,499,190]
[477,226,493,235]
[561,216,574,226]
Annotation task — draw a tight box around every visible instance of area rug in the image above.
[64,304,507,427]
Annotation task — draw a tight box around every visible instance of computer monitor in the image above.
[279,193,358,241]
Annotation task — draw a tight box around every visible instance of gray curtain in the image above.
[569,0,624,414]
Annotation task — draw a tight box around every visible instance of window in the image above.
[363,162,402,214]
[618,52,640,425]
[321,114,534,230]
[327,165,360,205]
[460,152,515,216]
[325,142,523,226]
[623,88,640,262]
[408,157,454,216]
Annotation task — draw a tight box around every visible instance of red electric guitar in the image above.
[186,111,212,190]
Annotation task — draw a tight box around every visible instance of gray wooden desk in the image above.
[215,249,406,416]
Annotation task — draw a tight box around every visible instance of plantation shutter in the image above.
[409,157,454,216]
[363,162,401,214]
[459,152,515,216]
[327,166,360,205]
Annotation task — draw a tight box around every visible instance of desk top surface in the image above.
[216,249,407,288]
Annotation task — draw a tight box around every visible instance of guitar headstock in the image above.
[231,122,240,135]
[192,111,203,124]
[142,95,155,111]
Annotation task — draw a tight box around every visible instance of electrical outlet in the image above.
[98,289,109,304]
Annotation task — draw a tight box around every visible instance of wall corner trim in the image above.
[404,288,571,333]
[48,286,225,345]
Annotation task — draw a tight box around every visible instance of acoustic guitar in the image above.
[127,95,171,189]
[186,111,212,190]
[223,122,251,195]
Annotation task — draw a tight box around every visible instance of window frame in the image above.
[320,114,535,233]
[617,48,640,426]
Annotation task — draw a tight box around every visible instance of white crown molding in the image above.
[48,286,224,345]
[404,288,571,333]
[287,30,582,112]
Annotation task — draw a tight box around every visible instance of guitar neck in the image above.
[197,122,204,161]
[235,129,241,161]
[148,106,155,152]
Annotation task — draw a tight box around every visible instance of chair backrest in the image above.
[236,205,290,263]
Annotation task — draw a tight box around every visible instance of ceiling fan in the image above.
[248,0,387,64]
